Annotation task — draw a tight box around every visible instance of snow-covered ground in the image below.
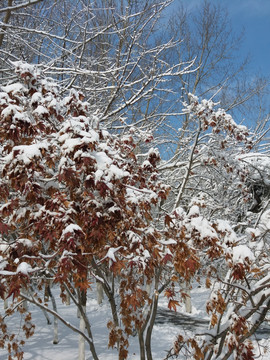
[0,285,269,359]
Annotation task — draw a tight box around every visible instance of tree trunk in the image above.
[65,292,70,306]
[21,290,99,360]
[44,282,50,302]
[145,293,159,360]
[184,281,192,314]
[4,291,8,309]
[51,293,59,344]
[46,284,58,343]
[91,260,119,326]
[21,286,28,311]
[0,0,12,47]
[42,308,51,325]
[78,290,87,360]
[96,281,104,305]
[79,309,86,360]
[145,270,169,360]
[138,330,146,360]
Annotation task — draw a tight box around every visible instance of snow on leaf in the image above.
[159,238,177,245]
[104,246,122,262]
[5,142,48,165]
[62,224,83,236]
[232,245,255,264]
[189,217,217,238]
[188,205,200,217]
[17,262,32,275]
[1,104,22,118]
[16,238,33,247]
[1,83,27,95]
[95,169,104,183]
[33,105,49,116]
[94,151,113,170]
[107,164,129,181]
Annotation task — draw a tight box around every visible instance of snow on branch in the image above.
[0,0,44,14]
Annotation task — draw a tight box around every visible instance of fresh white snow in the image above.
[1,284,269,359]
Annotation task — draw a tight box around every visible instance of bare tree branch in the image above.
[0,0,44,14]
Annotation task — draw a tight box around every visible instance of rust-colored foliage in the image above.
[0,62,268,360]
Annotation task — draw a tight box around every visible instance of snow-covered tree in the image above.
[160,96,270,359]
[0,0,194,136]
[1,60,270,360]
[0,62,196,359]
[0,5,270,360]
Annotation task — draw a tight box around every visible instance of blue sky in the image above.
[177,0,270,77]
[223,0,270,76]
